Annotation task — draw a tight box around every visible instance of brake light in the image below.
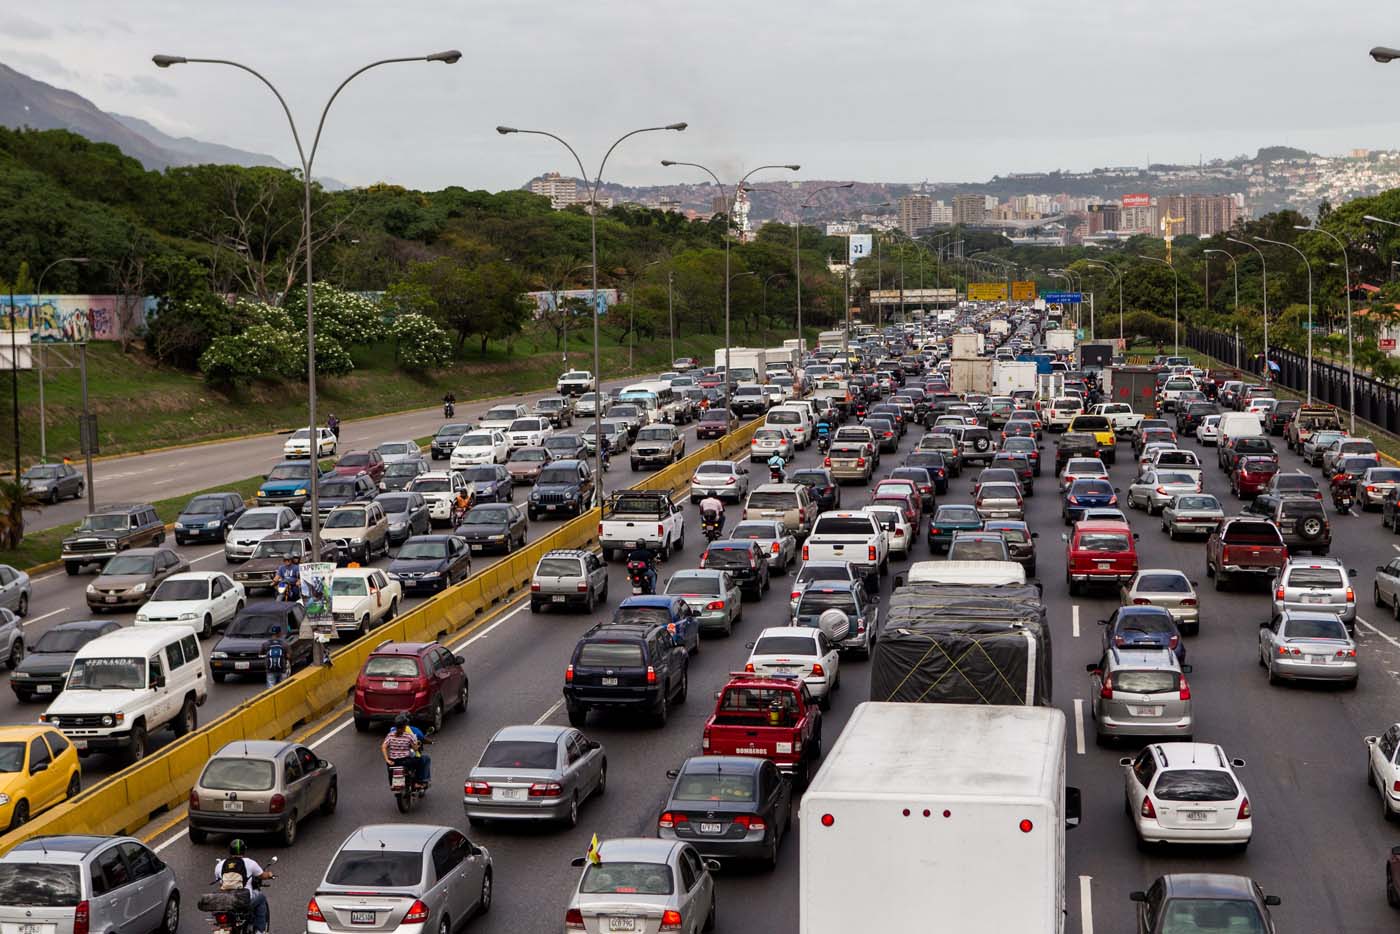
[733,814,767,830]
[269,793,286,814]
[1100,674,1113,699]
[660,910,683,931]
[597,522,603,536]
[466,781,491,795]
[811,663,825,677]
[529,782,563,797]
[188,789,201,810]
[1276,587,1286,600]
[658,811,688,829]
[402,901,430,924]
[1140,797,1156,819]
[802,545,809,560]
[1156,487,1167,495]
[1347,588,1355,602]
[647,666,658,684]
[706,600,726,611]
[1180,598,1197,607]
[868,545,877,562]
[565,664,574,683]
[1132,598,1150,605]
[702,728,710,750]
[1238,797,1251,819]
[306,900,325,924]
[744,662,755,672]
[1178,674,1191,701]
[1338,648,1358,658]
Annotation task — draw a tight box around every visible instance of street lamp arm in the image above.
[161,58,310,170]
[309,55,460,170]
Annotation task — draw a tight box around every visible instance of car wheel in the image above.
[478,870,493,916]
[652,687,670,727]
[320,780,338,816]
[15,592,27,617]
[279,810,298,847]
[1388,873,1400,908]
[1268,662,1282,686]
[211,671,226,684]
[1377,584,1385,609]
[353,714,370,732]
[6,640,21,671]
[1392,599,1399,624]
[427,698,444,733]
[158,894,180,934]
[127,725,149,764]
[200,614,214,639]
[454,679,469,713]
[1386,792,1396,823]
[563,792,580,828]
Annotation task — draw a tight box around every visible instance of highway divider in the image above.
[0,416,762,849]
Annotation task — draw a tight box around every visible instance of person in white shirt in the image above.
[699,495,725,532]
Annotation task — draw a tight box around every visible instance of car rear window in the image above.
[537,558,582,577]
[1153,770,1239,801]
[705,546,756,569]
[1136,574,1191,593]
[1274,476,1317,490]
[326,850,423,887]
[748,492,798,509]
[478,740,557,770]
[1156,472,1196,486]
[577,642,644,667]
[1223,522,1284,545]
[201,757,276,791]
[612,607,673,628]
[673,772,756,802]
[753,635,818,656]
[1072,416,1110,431]
[0,865,81,906]
[666,575,722,596]
[1285,617,1348,639]
[364,656,420,679]
[1286,568,1345,588]
[610,494,665,517]
[768,411,799,424]
[1113,670,1178,694]
[1077,533,1130,553]
[797,590,857,614]
[579,862,674,895]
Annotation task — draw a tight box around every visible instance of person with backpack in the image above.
[213,839,273,934]
[264,630,289,688]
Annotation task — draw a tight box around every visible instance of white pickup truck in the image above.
[1090,402,1143,436]
[599,490,686,561]
[802,510,888,590]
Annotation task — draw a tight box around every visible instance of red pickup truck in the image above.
[702,672,823,786]
[1207,517,1288,590]
[1064,520,1140,596]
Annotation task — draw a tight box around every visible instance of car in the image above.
[696,408,738,439]
[300,473,378,525]
[328,568,401,639]
[481,403,529,432]
[450,429,510,468]
[321,501,391,564]
[544,433,589,463]
[1101,604,1185,660]
[1195,414,1221,445]
[744,626,840,709]
[700,539,771,598]
[255,460,324,510]
[1127,469,1199,515]
[1065,521,1140,596]
[374,439,421,465]
[188,739,337,845]
[533,395,575,428]
[1365,723,1400,821]
[790,467,840,512]
[309,825,492,934]
[173,491,246,545]
[1251,494,1330,556]
[1220,434,1276,473]
[381,457,430,493]
[85,547,190,612]
[9,619,120,702]
[1230,455,1279,499]
[657,755,792,867]
[527,459,595,519]
[19,462,84,503]
[0,834,181,934]
[982,520,1038,575]
[563,622,689,727]
[283,426,338,458]
[787,560,864,616]
[61,503,165,576]
[976,481,1025,521]
[1063,478,1117,524]
[928,504,983,552]
[865,504,915,556]
[915,432,962,476]
[945,530,1010,562]
[792,578,880,657]
[728,519,798,574]
[1121,744,1252,849]
[386,535,472,595]
[332,450,385,485]
[1361,466,1400,511]
[507,416,554,450]
[1303,428,1347,466]
[1087,646,1194,745]
[504,445,552,486]
[749,426,796,464]
[574,389,614,416]
[1258,610,1357,687]
[463,724,605,828]
[1160,493,1224,540]
[531,547,610,613]
[564,838,716,933]
[232,532,342,593]
[0,565,30,618]
[352,641,469,732]
[430,422,475,461]
[455,503,528,554]
[0,725,84,829]
[663,569,742,636]
[1055,433,1102,474]
[1321,436,1379,476]
[375,491,432,545]
[825,443,875,484]
[1271,556,1357,628]
[632,424,686,470]
[209,601,313,683]
[134,571,245,638]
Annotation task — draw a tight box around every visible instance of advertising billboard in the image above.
[868,289,959,305]
[826,222,856,236]
[1122,193,1151,208]
[967,282,1007,301]
[848,234,872,263]
[1011,281,1037,301]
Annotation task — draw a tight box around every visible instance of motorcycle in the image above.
[627,559,656,595]
[274,578,299,602]
[701,512,723,542]
[854,402,868,421]
[443,400,455,418]
[769,464,785,483]
[389,736,432,814]
[815,429,831,455]
[1332,484,1354,514]
[200,858,275,934]
[600,448,611,472]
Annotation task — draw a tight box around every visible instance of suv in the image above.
[528,459,595,519]
[957,427,996,466]
[352,641,469,733]
[631,424,685,470]
[1055,432,1101,474]
[0,835,180,934]
[173,492,246,546]
[300,473,377,525]
[320,501,390,564]
[61,504,164,576]
[743,483,816,539]
[563,622,690,727]
[700,540,772,599]
[1086,646,1194,745]
[1260,495,1330,556]
[1271,556,1357,629]
[531,549,609,613]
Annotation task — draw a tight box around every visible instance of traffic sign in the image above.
[1044,291,1082,304]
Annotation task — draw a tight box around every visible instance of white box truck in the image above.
[950,333,981,359]
[993,360,1038,394]
[817,330,846,351]
[765,346,799,370]
[714,347,768,383]
[800,703,1079,934]
[1044,329,1075,354]
[949,358,993,395]
[1036,372,1066,404]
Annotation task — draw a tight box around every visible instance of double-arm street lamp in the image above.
[155,49,462,551]
[1297,224,1356,432]
[1135,255,1179,354]
[498,121,688,504]
[1256,236,1314,401]
[1226,237,1269,379]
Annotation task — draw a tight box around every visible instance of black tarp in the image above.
[870,583,1052,706]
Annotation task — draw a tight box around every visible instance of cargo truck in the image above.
[951,333,983,358]
[1103,365,1160,416]
[1079,340,1115,374]
[949,357,994,395]
[993,360,1038,394]
[817,330,846,351]
[1044,329,1075,354]
[714,347,768,384]
[1036,372,1066,406]
[800,702,1080,934]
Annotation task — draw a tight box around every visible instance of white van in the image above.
[39,625,209,762]
[766,404,814,447]
[1217,412,1264,451]
[903,560,1026,587]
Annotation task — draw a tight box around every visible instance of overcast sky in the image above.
[6,2,1397,192]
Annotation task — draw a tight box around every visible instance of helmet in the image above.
[228,839,248,856]
[394,712,411,727]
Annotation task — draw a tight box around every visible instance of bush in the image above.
[283,283,386,346]
[199,324,295,385]
[390,313,453,371]
[233,298,295,332]
[301,332,354,378]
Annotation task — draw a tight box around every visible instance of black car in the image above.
[388,534,474,593]
[374,491,431,545]
[700,540,771,598]
[458,464,514,504]
[889,467,937,512]
[697,410,736,439]
[9,619,120,701]
[1130,874,1281,934]
[430,422,475,460]
[1219,435,1276,472]
[380,458,429,492]
[456,503,528,554]
[989,453,1034,496]
[1176,402,1220,436]
[905,451,951,492]
[300,473,377,523]
[529,459,595,520]
[790,468,840,513]
[174,491,247,545]
[563,622,690,727]
[983,520,1038,576]
[659,755,792,865]
[210,601,313,683]
[1266,399,1301,435]
[864,416,900,454]
[1055,432,1101,473]
[869,404,907,436]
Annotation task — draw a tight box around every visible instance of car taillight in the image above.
[1338,648,1358,658]
[733,814,767,830]
[269,793,286,814]
[823,456,832,467]
[657,523,665,538]
[576,581,589,593]
[597,523,603,536]
[802,545,809,560]
[1067,496,1079,505]
[868,545,877,562]
[1132,598,1150,605]
[658,811,688,829]
[1346,588,1355,602]
[1100,674,1113,699]
[1140,797,1156,819]
[744,661,755,672]
[725,476,736,484]
[1178,675,1191,701]
[1276,586,1287,600]
[811,663,825,677]
[706,600,726,611]
[702,728,710,750]
[403,901,430,924]
[188,789,201,810]
[660,910,683,931]
[565,664,574,683]
[531,582,541,592]
[306,899,325,924]
[647,666,658,684]
[529,782,563,797]
[466,781,491,795]
[856,457,867,467]
[1180,598,1197,606]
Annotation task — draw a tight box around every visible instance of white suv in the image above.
[450,430,509,468]
[408,471,471,524]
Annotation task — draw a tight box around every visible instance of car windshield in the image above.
[267,465,310,482]
[1285,617,1348,640]
[485,408,519,420]
[479,740,557,770]
[612,606,672,627]
[462,510,508,527]
[1153,769,1239,801]
[183,498,224,515]
[321,481,357,498]
[411,478,451,493]
[332,577,368,597]
[666,574,721,595]
[1078,533,1130,552]
[34,628,103,653]
[1158,898,1265,934]
[577,642,644,667]
[68,656,145,690]
[674,770,759,803]
[1175,496,1219,511]
[102,555,154,576]
[461,433,495,447]
[151,579,209,602]
[385,463,420,477]
[236,512,281,530]
[379,443,413,455]
[0,864,82,907]
[338,453,371,467]
[579,862,674,895]
[252,539,303,559]
[326,850,423,888]
[1113,669,1177,694]
[23,466,61,479]
[325,509,367,529]
[397,541,448,560]
[1136,574,1190,593]
[797,590,856,614]
[510,449,548,463]
[77,514,127,532]
[226,613,285,637]
[201,758,276,791]
[637,428,674,442]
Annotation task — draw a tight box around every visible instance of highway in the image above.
[116,411,1400,932]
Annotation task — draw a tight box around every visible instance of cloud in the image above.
[103,73,177,98]
[1,15,52,39]
[0,49,76,81]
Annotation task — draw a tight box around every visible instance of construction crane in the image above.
[1160,212,1186,264]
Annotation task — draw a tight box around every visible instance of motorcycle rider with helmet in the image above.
[698,494,725,536]
[626,543,658,595]
[767,453,787,483]
[213,839,274,934]
[382,713,427,789]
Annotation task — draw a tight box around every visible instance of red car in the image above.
[1231,455,1279,498]
[353,641,469,732]
[1064,520,1140,596]
[702,672,823,785]
[334,449,386,485]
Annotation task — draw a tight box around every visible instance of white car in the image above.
[450,430,510,468]
[223,506,301,561]
[134,572,245,639]
[1047,397,1083,431]
[480,404,528,432]
[1195,414,1221,445]
[1060,457,1109,491]
[744,626,840,709]
[407,471,471,523]
[1365,724,1400,819]
[283,427,338,459]
[1121,743,1252,849]
[865,504,915,557]
[328,567,402,639]
[375,440,421,465]
[507,416,554,450]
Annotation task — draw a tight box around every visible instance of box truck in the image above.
[714,347,768,382]
[993,360,1038,394]
[951,333,982,359]
[817,330,847,351]
[1036,372,1066,405]
[800,702,1080,934]
[1079,340,1115,373]
[1103,365,1160,416]
[1044,329,1075,354]
[949,357,994,395]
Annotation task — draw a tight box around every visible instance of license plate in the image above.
[699,822,723,834]
[104,595,118,604]
[493,787,527,801]
[1183,811,1210,822]
[1303,594,1328,604]
[234,661,250,670]
[351,911,376,925]
[1129,705,1164,717]
[608,919,637,932]
[223,800,244,812]
[1308,655,1330,664]
[1096,561,1114,568]
[36,685,51,694]
[552,595,566,603]
[547,504,558,511]
[602,677,618,686]
[380,680,400,690]
[13,923,54,934]
[626,541,638,549]
[470,544,484,552]
[72,740,86,750]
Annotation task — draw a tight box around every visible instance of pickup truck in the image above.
[1206,517,1289,590]
[801,511,888,589]
[556,370,596,396]
[701,672,824,786]
[1286,405,1343,453]
[813,379,854,416]
[1089,402,1143,436]
[599,490,686,561]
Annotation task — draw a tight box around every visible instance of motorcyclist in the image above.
[767,453,787,482]
[1330,469,1357,507]
[382,714,427,788]
[213,839,273,934]
[442,392,456,417]
[387,716,433,784]
[274,556,300,601]
[699,495,725,534]
[451,488,473,526]
[626,543,658,594]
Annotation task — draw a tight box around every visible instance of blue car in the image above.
[1063,478,1118,525]
[255,460,327,510]
[610,596,700,656]
[1099,605,1185,664]
[458,464,513,503]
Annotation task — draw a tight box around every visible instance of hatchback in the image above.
[189,740,337,846]
[1271,558,1356,627]
[946,530,1010,562]
[1121,570,1200,635]
[464,725,606,828]
[0,835,180,934]
[1100,605,1185,662]
[1000,436,1041,476]
[309,825,492,934]
[1121,744,1252,849]
[564,838,716,934]
[1127,470,1199,515]
[0,726,82,829]
[353,642,470,732]
[1129,874,1281,934]
[750,427,795,463]
[1087,646,1194,745]
[657,757,791,868]
[1258,610,1358,687]
[9,620,120,702]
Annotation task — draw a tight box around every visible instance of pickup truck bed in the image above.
[599,491,686,561]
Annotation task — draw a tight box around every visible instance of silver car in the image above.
[1160,494,1224,539]
[1303,429,1346,466]
[375,440,421,465]
[311,825,492,934]
[224,506,302,562]
[1271,557,1357,627]
[1120,569,1201,635]
[0,565,30,618]
[689,460,750,503]
[566,838,717,934]
[0,834,180,934]
[1375,557,1400,620]
[463,725,606,827]
[1126,469,1200,514]
[1258,610,1358,687]
[1087,647,1195,745]
[1322,437,1379,476]
[189,739,338,846]
[1360,466,1400,510]
[728,520,798,575]
[975,481,1024,520]
[749,427,795,463]
[664,569,742,636]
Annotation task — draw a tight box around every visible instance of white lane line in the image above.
[1072,698,1086,755]
[309,715,358,750]
[188,550,225,565]
[455,602,529,650]
[1393,544,1400,553]
[534,698,564,725]
[1072,604,1080,638]
[1358,616,1400,651]
[1079,875,1094,934]
[22,608,68,627]
[153,829,188,853]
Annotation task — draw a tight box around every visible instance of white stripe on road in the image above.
[1358,616,1400,651]
[22,607,68,627]
[1079,875,1094,934]
[534,698,565,725]
[153,829,187,854]
[1072,604,1080,638]
[188,550,225,565]
[1072,698,1085,755]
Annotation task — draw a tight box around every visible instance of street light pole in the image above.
[1227,237,1269,381]
[1299,224,1355,433]
[1081,261,1124,344]
[1256,236,1314,402]
[667,270,675,364]
[156,49,461,552]
[1137,254,1180,355]
[500,122,687,505]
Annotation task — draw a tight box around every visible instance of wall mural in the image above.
[0,295,157,343]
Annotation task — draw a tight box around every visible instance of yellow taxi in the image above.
[0,725,82,829]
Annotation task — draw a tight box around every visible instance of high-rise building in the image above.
[1159,194,1240,237]
[530,172,579,210]
[898,194,934,235]
[1119,202,1158,234]
[953,193,986,225]
[930,201,954,224]
[1086,203,1122,234]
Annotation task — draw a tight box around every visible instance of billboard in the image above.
[1122,193,1151,208]
[868,288,959,305]
[848,234,872,263]
[1011,281,1037,301]
[826,222,856,236]
[967,282,1007,301]
[527,288,619,318]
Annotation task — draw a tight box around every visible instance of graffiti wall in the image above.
[527,288,619,318]
[1,295,157,343]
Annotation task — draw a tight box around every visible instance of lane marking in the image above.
[309,716,358,750]
[189,551,225,565]
[1358,616,1400,651]
[534,698,564,725]
[153,829,188,853]
[1079,875,1094,934]
[22,607,68,628]
[1072,604,1080,638]
[1072,698,1086,755]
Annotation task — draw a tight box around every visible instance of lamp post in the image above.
[1298,224,1355,433]
[499,122,687,504]
[1226,237,1269,380]
[663,162,800,419]
[1081,260,1124,344]
[761,273,787,332]
[1256,236,1314,402]
[156,49,461,551]
[1136,254,1179,354]
[33,257,91,465]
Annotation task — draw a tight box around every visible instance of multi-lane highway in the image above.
[105,401,1400,933]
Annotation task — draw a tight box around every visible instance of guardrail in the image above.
[0,418,762,849]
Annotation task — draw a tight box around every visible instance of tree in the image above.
[391,313,453,371]
[0,479,41,551]
[143,255,237,369]
[392,257,530,354]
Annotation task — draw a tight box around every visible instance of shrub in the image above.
[390,313,453,371]
[283,283,386,346]
[199,324,294,385]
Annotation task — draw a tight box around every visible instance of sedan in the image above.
[1160,494,1224,540]
[456,503,528,554]
[866,504,915,556]
[976,482,1025,521]
[544,433,589,462]
[566,838,716,934]
[745,626,840,708]
[189,739,337,846]
[1361,466,1400,510]
[464,724,605,828]
[505,446,551,485]
[928,504,983,552]
[309,825,493,934]
[689,460,750,503]
[728,520,798,575]
[173,492,246,545]
[375,492,432,545]
[1365,723,1400,822]
[134,571,245,638]
[1121,569,1200,636]
[905,451,951,491]
[0,565,30,618]
[1127,470,1199,515]
[1002,436,1043,476]
[388,535,474,593]
[946,530,1010,562]
[1063,479,1118,524]
[658,756,791,867]
[19,462,83,503]
[1258,610,1358,687]
[85,547,190,611]
[375,440,421,465]
[982,520,1037,575]
[663,569,742,636]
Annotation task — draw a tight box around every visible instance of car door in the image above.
[0,567,16,614]
[215,575,243,626]
[429,830,471,923]
[295,745,332,810]
[567,731,602,797]
[26,734,61,811]
[680,847,712,932]
[90,842,145,934]
[764,761,791,838]
[1123,748,1156,819]
[1376,726,1400,793]
[430,646,461,707]
[816,631,840,682]
[1382,560,1400,607]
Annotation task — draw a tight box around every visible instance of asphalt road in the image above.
[71,408,1400,932]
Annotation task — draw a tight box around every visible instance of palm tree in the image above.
[0,479,41,551]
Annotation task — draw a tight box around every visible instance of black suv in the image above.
[528,459,595,520]
[1055,431,1102,473]
[1266,399,1301,435]
[700,539,771,598]
[300,473,377,524]
[430,422,475,460]
[1245,494,1330,555]
[61,503,165,575]
[1175,402,1220,436]
[563,622,690,727]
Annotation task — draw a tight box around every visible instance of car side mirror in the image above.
[744,642,755,650]
[1379,566,1387,573]
[570,856,587,868]
[1132,533,1140,540]
[893,573,906,588]
[1263,896,1282,907]
[666,768,680,780]
[1118,756,1133,767]
[319,759,331,770]
[1230,757,1246,768]
[703,858,722,873]
[1349,569,1358,577]
[1085,663,1101,674]
[1181,664,1193,674]
[1060,533,1069,543]
[1129,891,1148,903]
[1113,487,1121,493]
